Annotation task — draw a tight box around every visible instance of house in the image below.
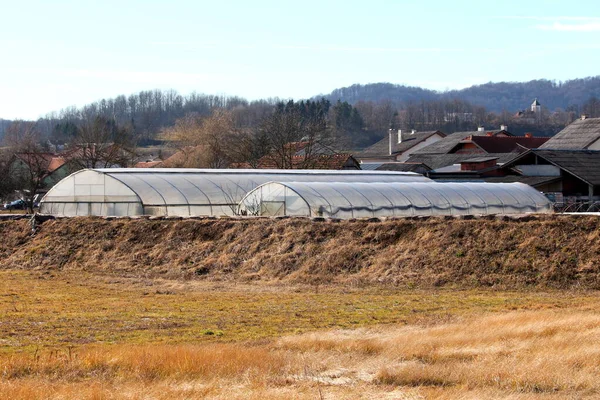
[405,127,548,171]
[10,152,72,199]
[448,134,548,155]
[134,160,163,168]
[490,149,600,203]
[405,127,513,170]
[356,130,446,163]
[427,156,506,181]
[359,162,431,175]
[514,98,542,124]
[539,116,600,150]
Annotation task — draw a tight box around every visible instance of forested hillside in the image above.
[3,76,600,165]
[323,76,600,113]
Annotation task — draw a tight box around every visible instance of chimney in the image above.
[388,129,393,155]
[477,126,485,132]
[525,133,533,138]
[397,129,403,144]
[411,129,416,135]
[500,124,508,131]
[581,114,587,120]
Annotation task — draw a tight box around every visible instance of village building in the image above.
[356,130,446,164]
[480,116,600,204]
[359,162,431,175]
[490,149,600,203]
[538,116,600,150]
[428,116,600,205]
[514,98,543,124]
[10,152,71,193]
[403,126,542,170]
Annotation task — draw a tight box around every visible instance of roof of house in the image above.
[532,98,540,106]
[504,149,600,186]
[293,141,340,157]
[539,117,600,150]
[484,175,561,187]
[370,162,431,172]
[412,129,509,155]
[465,136,549,153]
[134,160,163,168]
[461,156,500,163]
[15,153,66,174]
[406,152,521,170]
[357,130,445,158]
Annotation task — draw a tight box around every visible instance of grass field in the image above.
[2,269,600,399]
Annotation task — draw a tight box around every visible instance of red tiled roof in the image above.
[15,153,66,174]
[47,157,66,172]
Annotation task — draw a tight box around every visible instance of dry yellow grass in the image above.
[2,209,600,399]
[278,309,600,399]
[3,302,600,398]
[3,215,600,288]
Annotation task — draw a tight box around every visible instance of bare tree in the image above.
[163,109,257,168]
[4,121,53,213]
[0,148,16,202]
[67,116,137,169]
[259,104,330,169]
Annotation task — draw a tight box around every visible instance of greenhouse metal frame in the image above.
[40,168,432,217]
[238,181,553,218]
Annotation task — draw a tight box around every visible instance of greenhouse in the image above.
[39,168,432,217]
[238,181,553,218]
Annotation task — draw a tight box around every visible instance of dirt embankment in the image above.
[1,216,600,288]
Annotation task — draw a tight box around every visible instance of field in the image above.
[2,269,600,399]
[2,217,600,399]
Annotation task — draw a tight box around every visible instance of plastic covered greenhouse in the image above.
[39,168,432,217]
[238,181,552,218]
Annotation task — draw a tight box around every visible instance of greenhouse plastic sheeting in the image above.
[40,168,432,217]
[238,181,553,218]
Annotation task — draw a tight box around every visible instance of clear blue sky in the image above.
[1,0,599,120]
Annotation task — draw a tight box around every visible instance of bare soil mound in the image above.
[1,216,599,288]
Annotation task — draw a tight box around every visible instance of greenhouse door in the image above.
[260,201,285,216]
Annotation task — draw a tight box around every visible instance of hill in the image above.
[322,76,600,112]
[2,215,599,289]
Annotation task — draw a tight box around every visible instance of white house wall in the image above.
[587,138,600,150]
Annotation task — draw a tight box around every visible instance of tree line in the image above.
[323,76,600,114]
[3,86,600,209]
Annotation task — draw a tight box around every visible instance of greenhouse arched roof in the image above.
[40,168,432,217]
[238,181,553,218]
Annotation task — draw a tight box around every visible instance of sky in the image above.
[1,0,600,120]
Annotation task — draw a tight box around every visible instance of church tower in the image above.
[531,98,541,115]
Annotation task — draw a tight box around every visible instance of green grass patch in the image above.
[1,269,598,354]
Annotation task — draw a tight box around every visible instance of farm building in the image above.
[39,168,431,217]
[238,181,552,218]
